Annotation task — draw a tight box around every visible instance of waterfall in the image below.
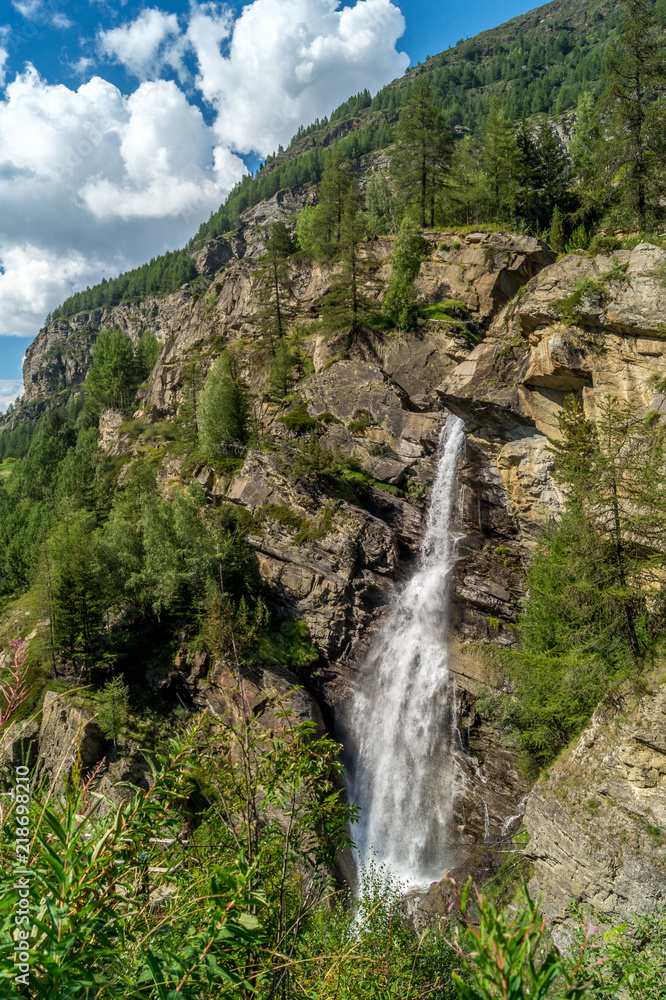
[345,415,466,889]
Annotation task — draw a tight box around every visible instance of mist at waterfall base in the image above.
[345,415,466,891]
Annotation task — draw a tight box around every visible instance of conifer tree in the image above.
[570,91,605,217]
[535,122,569,222]
[257,222,297,347]
[549,394,666,661]
[134,331,160,384]
[266,339,299,404]
[482,99,519,222]
[602,0,666,228]
[304,150,357,259]
[323,181,372,337]
[97,676,130,752]
[85,328,138,420]
[197,352,250,459]
[391,81,453,228]
[383,222,429,328]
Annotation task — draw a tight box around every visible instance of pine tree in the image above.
[85,328,139,421]
[366,170,397,235]
[550,393,666,661]
[307,150,357,259]
[515,113,539,225]
[482,99,519,222]
[602,0,666,228]
[97,676,130,751]
[135,331,160,384]
[535,122,569,222]
[257,222,297,348]
[548,206,565,253]
[391,81,453,228]
[322,181,373,337]
[266,339,299,404]
[570,92,605,218]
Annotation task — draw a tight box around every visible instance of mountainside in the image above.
[2,0,666,990]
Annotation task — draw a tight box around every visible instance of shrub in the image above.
[278,400,321,435]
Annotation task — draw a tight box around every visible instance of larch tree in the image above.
[257,221,298,349]
[391,81,453,228]
[197,352,250,459]
[602,0,666,228]
[482,99,519,222]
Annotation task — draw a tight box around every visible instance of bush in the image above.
[278,400,321,435]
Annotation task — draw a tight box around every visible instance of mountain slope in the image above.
[37,0,622,329]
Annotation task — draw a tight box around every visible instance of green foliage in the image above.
[135,330,160,383]
[197,352,250,460]
[548,206,565,253]
[85,327,139,419]
[600,0,666,229]
[277,401,320,435]
[295,862,459,999]
[96,675,131,748]
[383,222,429,328]
[256,222,298,345]
[482,99,519,222]
[366,170,397,235]
[553,277,606,325]
[50,249,198,322]
[582,907,666,999]
[347,408,372,433]
[265,339,300,404]
[391,81,453,228]
[450,881,591,1000]
[493,394,666,769]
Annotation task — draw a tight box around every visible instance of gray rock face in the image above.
[37,691,108,786]
[525,681,666,951]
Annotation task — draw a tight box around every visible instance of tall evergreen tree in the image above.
[85,328,138,420]
[257,222,297,347]
[570,91,605,218]
[197,352,250,459]
[323,181,373,337]
[602,0,666,228]
[482,99,519,222]
[535,122,569,223]
[391,82,453,228]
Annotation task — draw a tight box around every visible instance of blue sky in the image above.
[0,0,538,411]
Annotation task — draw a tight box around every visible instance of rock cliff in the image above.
[9,225,666,919]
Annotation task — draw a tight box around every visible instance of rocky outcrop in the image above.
[438,242,666,540]
[37,691,108,786]
[525,678,666,951]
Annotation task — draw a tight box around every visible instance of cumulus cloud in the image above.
[188,0,408,155]
[0,68,241,336]
[0,380,24,413]
[0,0,408,339]
[98,8,187,81]
[0,47,8,88]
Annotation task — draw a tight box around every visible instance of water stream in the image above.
[345,415,466,889]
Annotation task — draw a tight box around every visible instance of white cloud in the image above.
[0,380,24,413]
[71,56,95,77]
[98,8,187,81]
[188,0,409,155]
[0,47,8,88]
[0,68,241,336]
[0,0,408,339]
[11,0,72,28]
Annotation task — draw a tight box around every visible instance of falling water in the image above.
[345,415,466,888]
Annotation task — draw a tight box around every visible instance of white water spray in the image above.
[345,415,466,888]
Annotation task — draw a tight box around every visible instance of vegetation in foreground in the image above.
[1,0,666,995]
